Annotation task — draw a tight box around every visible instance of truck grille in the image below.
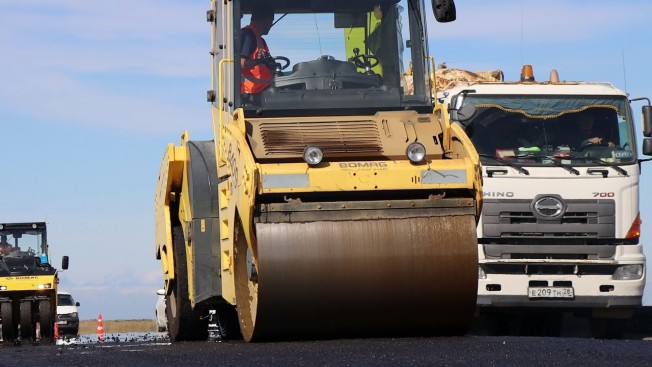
[505,211,597,225]
[481,263,619,276]
[258,120,383,155]
[482,199,615,238]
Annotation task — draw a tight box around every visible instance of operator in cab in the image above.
[573,114,615,149]
[240,3,275,96]
[0,235,12,255]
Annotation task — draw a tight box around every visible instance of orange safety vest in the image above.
[241,25,272,94]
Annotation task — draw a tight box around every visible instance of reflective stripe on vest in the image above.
[241,25,272,94]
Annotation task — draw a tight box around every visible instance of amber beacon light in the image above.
[520,65,535,82]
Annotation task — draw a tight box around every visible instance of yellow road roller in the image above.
[155,0,482,342]
[0,222,69,343]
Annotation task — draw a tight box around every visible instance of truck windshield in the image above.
[236,0,433,117]
[461,95,637,166]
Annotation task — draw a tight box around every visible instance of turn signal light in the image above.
[625,213,642,239]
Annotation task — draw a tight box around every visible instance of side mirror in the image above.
[643,105,652,137]
[157,289,165,296]
[432,0,456,23]
[61,256,69,270]
[76,302,81,307]
[452,104,476,124]
[448,94,459,111]
[643,138,652,156]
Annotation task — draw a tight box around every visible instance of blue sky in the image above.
[1,0,652,320]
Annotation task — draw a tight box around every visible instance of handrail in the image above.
[428,55,437,100]
[218,58,234,131]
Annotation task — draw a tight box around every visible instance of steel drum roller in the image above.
[234,212,478,341]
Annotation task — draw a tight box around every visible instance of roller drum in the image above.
[235,213,478,341]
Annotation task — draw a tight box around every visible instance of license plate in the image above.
[528,287,574,299]
[57,320,68,325]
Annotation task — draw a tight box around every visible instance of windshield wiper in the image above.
[575,156,628,176]
[544,156,580,175]
[478,154,530,176]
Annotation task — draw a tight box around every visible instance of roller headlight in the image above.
[406,142,426,163]
[303,146,323,166]
[613,265,643,280]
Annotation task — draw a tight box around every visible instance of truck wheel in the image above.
[19,302,33,340]
[166,225,208,341]
[590,317,628,339]
[1,302,15,341]
[38,300,53,339]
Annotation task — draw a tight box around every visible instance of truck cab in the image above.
[444,66,652,338]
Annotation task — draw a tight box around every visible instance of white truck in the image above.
[441,65,652,338]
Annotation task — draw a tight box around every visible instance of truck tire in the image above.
[19,302,32,340]
[39,300,53,339]
[1,302,15,341]
[166,225,208,341]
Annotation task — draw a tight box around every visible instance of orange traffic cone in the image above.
[97,314,105,342]
[54,323,59,340]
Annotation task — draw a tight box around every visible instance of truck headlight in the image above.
[0,286,6,291]
[406,142,426,163]
[613,265,643,280]
[478,266,487,279]
[303,146,323,166]
[37,283,52,289]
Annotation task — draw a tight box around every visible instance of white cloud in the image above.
[0,0,211,134]
[142,269,164,286]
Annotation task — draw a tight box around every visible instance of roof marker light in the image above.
[520,65,535,82]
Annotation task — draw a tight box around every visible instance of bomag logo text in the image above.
[339,162,388,168]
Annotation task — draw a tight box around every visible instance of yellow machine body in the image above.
[155,0,482,341]
[0,222,65,343]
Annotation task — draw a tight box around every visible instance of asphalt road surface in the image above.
[0,335,651,367]
[2,309,652,367]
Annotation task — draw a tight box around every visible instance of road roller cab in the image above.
[155,0,482,342]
